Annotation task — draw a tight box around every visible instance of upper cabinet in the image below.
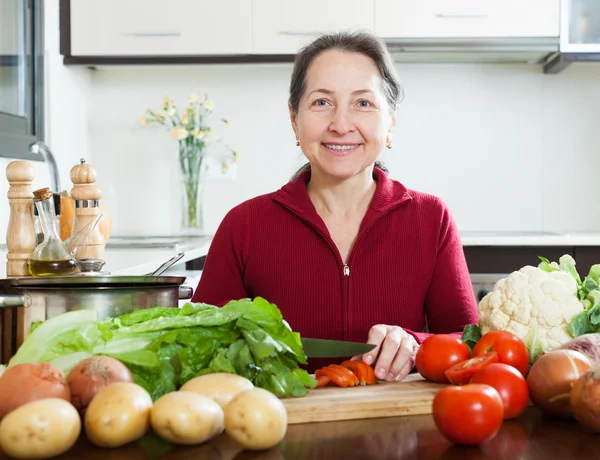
[251,0,374,54]
[68,0,251,56]
[375,0,560,38]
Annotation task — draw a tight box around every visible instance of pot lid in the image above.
[0,275,187,288]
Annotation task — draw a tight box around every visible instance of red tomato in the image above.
[444,352,499,385]
[415,335,471,383]
[433,384,504,445]
[473,331,529,376]
[470,363,529,419]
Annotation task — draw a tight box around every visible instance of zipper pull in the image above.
[343,264,350,276]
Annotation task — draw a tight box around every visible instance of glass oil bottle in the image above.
[27,187,79,276]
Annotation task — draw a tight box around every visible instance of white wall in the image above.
[86,61,600,236]
[2,0,600,241]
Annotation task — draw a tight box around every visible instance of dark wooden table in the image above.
[2,406,598,460]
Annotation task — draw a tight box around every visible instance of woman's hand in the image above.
[357,325,419,382]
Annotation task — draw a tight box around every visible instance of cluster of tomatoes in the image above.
[314,360,377,388]
[415,331,530,446]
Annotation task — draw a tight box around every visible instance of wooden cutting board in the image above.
[283,374,446,424]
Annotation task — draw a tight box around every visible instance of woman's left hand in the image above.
[357,325,419,382]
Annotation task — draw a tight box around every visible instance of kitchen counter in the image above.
[3,231,600,278]
[0,406,593,459]
[0,235,213,279]
[460,232,600,247]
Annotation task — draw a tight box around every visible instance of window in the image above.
[0,0,44,162]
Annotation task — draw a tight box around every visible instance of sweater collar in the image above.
[272,167,412,217]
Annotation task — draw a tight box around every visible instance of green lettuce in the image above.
[8,297,316,399]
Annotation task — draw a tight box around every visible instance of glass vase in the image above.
[179,141,206,235]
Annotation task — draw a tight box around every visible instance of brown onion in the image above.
[0,362,70,419]
[526,349,591,417]
[67,356,134,412]
[570,367,600,432]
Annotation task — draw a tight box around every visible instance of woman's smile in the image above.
[322,143,361,157]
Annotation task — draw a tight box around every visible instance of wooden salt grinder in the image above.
[70,158,105,260]
[6,161,36,277]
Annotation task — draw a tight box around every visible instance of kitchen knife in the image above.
[300,338,376,358]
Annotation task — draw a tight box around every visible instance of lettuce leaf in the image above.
[7,297,316,399]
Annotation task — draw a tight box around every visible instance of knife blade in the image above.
[300,338,376,358]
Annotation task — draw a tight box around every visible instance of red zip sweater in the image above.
[193,168,478,350]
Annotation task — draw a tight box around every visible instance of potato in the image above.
[0,398,81,459]
[224,388,287,451]
[180,373,254,409]
[84,382,152,448]
[150,391,224,445]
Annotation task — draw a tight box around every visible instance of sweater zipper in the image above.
[342,263,350,340]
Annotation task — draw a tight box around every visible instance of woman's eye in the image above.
[357,99,372,108]
[313,99,330,107]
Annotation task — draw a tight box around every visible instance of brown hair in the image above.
[289,30,404,116]
[289,30,403,180]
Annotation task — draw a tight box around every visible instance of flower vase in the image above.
[179,142,206,235]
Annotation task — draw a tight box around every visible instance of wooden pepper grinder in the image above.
[70,158,105,260]
[6,161,36,277]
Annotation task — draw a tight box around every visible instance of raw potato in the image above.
[180,373,254,409]
[150,391,224,445]
[0,398,81,459]
[84,382,152,448]
[224,388,287,451]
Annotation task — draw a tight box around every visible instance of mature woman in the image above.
[193,30,478,382]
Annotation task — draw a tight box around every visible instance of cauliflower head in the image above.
[479,265,585,356]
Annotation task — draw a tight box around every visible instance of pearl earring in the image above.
[296,139,300,146]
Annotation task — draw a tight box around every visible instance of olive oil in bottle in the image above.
[28,259,78,277]
[27,188,79,277]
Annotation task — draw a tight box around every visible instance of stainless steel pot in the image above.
[0,276,192,334]
[0,275,193,319]
[0,275,194,363]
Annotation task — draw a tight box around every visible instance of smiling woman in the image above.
[193,30,478,381]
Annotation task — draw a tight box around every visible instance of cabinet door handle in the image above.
[435,13,488,19]
[126,32,183,37]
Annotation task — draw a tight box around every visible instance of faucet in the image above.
[29,141,61,192]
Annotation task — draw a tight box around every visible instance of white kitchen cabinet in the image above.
[252,0,375,54]
[69,0,251,56]
[375,0,560,38]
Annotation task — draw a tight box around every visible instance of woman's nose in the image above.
[328,108,355,134]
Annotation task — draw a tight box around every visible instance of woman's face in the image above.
[290,50,397,181]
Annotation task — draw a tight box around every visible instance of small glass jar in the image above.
[28,188,78,277]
